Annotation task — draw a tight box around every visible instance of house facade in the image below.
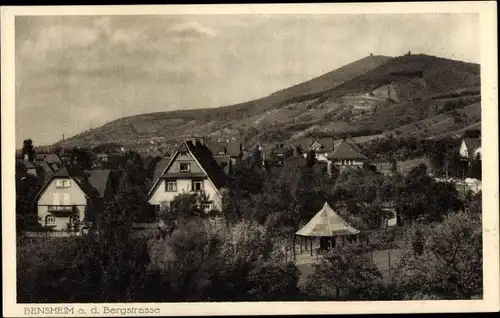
[329,139,367,169]
[34,167,109,232]
[148,138,228,212]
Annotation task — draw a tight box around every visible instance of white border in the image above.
[2,2,498,316]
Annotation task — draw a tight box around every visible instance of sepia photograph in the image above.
[2,2,498,316]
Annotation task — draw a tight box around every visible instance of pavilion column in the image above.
[310,237,313,256]
[300,236,303,254]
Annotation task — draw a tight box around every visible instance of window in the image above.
[63,193,71,205]
[192,180,203,192]
[201,203,212,211]
[165,180,177,192]
[53,193,60,205]
[55,179,71,188]
[45,215,56,227]
[179,162,190,172]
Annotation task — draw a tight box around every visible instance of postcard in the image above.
[2,2,498,316]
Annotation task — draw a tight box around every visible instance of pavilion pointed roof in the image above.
[295,202,360,237]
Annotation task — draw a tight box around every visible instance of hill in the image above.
[58,54,481,153]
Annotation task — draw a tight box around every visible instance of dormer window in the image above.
[55,179,72,189]
[179,163,190,172]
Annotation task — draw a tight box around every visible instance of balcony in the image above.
[47,205,76,213]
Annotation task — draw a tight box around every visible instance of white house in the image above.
[148,138,229,213]
[34,167,110,232]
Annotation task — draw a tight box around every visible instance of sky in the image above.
[15,13,480,146]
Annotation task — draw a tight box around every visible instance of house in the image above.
[265,143,294,166]
[34,166,111,232]
[205,137,244,163]
[294,138,335,163]
[329,139,367,169]
[16,158,40,177]
[459,137,481,164]
[148,137,229,213]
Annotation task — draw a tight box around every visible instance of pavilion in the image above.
[294,201,360,256]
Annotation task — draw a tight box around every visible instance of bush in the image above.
[391,212,482,299]
[305,243,385,300]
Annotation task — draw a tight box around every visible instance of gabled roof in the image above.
[35,166,101,201]
[329,140,367,160]
[152,157,171,184]
[296,202,360,237]
[185,140,228,189]
[148,140,228,196]
[84,169,111,197]
[205,139,243,157]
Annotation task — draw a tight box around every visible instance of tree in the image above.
[396,164,461,224]
[16,163,42,233]
[63,147,93,169]
[305,243,384,300]
[391,211,482,299]
[21,139,35,161]
[114,151,153,222]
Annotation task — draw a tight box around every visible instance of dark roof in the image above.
[463,138,481,152]
[294,137,335,153]
[226,140,243,157]
[185,140,228,189]
[35,166,101,200]
[205,139,242,157]
[329,141,367,160]
[205,140,227,156]
[152,157,171,184]
[84,169,111,197]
